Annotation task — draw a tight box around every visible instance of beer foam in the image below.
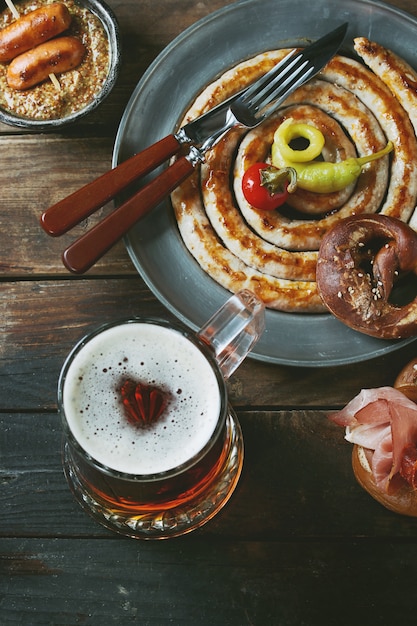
[62,322,222,475]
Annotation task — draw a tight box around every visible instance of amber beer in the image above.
[59,318,244,539]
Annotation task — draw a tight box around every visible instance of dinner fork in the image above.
[42,23,347,273]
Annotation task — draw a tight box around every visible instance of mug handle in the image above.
[197,289,265,380]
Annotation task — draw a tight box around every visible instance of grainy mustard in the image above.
[0,0,110,120]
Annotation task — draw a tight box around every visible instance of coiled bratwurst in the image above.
[170,36,417,328]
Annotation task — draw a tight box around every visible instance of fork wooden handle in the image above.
[62,155,195,274]
[40,134,182,236]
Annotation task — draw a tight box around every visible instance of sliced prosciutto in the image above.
[330,387,417,492]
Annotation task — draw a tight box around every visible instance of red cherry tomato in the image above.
[242,162,290,211]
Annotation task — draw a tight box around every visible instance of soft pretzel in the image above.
[316,214,417,338]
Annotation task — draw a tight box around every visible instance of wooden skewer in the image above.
[48,72,61,90]
[5,0,19,19]
[5,0,61,90]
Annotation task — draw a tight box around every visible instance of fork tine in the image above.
[244,57,310,111]
[231,23,348,128]
[240,49,299,102]
[255,65,316,119]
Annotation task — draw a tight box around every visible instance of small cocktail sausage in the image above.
[7,36,86,90]
[0,3,72,63]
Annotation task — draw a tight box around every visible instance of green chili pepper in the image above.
[271,119,394,193]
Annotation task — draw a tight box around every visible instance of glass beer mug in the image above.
[58,289,265,539]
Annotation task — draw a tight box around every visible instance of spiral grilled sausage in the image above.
[354,37,417,136]
[322,54,417,223]
[171,43,417,314]
[172,49,325,312]
[172,132,324,313]
[354,37,417,230]
[316,215,417,339]
[202,123,318,281]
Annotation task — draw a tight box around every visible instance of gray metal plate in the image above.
[113,0,417,367]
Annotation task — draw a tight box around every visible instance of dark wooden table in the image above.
[3,0,417,623]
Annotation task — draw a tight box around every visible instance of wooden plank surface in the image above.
[0,135,133,275]
[2,411,417,539]
[3,410,417,626]
[2,0,417,624]
[3,536,417,626]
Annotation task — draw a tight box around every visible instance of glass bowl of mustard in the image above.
[0,0,121,129]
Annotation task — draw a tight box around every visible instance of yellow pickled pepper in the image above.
[271,118,393,194]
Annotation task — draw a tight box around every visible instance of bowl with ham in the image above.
[331,360,417,516]
[0,0,121,129]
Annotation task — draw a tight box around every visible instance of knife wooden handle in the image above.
[62,155,195,274]
[40,134,182,236]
